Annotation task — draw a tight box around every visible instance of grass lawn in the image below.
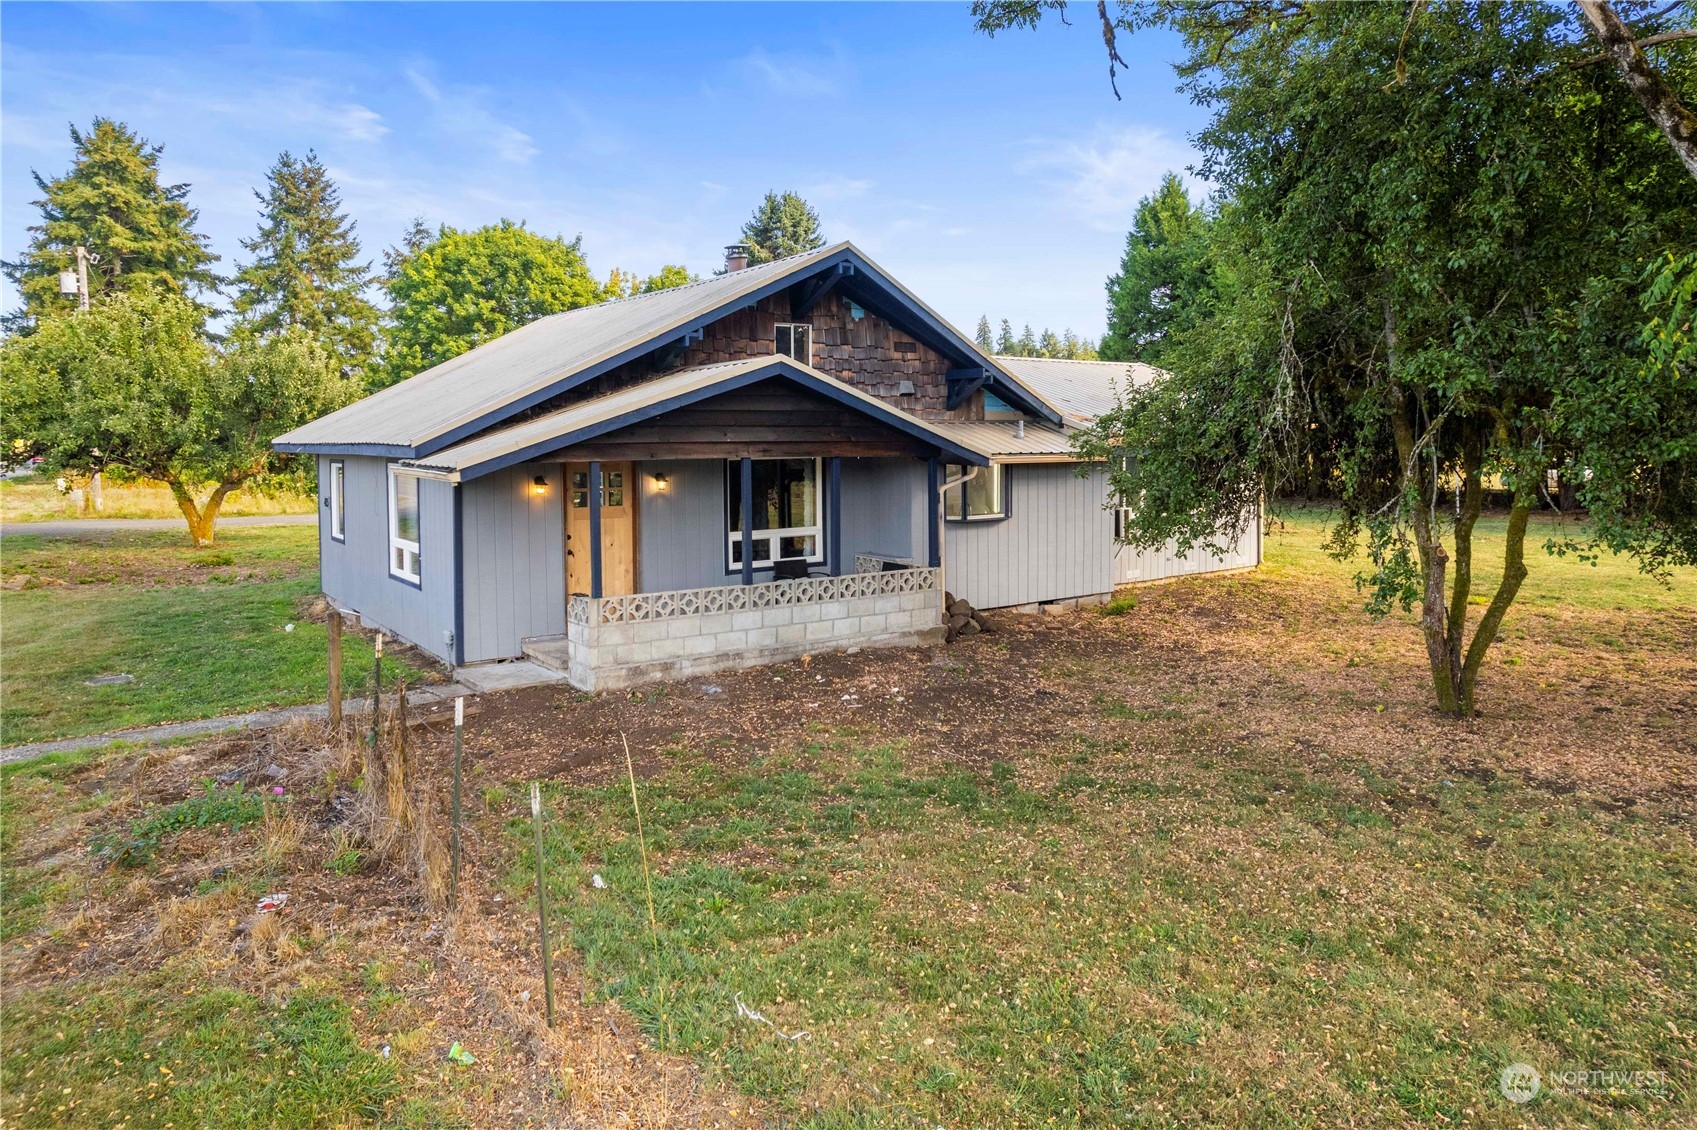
[0,475,314,522]
[492,508,1696,1128]
[0,526,435,745]
[1,507,1691,1127]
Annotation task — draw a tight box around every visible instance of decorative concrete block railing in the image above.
[556,567,944,692]
[568,565,938,626]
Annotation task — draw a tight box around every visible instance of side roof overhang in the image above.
[273,241,1059,460]
[401,356,992,482]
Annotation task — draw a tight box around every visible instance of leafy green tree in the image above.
[975,315,995,352]
[233,151,378,375]
[639,264,699,293]
[381,220,602,385]
[1037,328,1063,358]
[2,119,220,328]
[1059,330,1099,360]
[1100,173,1213,364]
[0,291,350,544]
[604,264,699,298]
[990,2,1697,716]
[740,191,826,265]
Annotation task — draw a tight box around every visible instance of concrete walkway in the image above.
[0,681,472,766]
[0,514,317,537]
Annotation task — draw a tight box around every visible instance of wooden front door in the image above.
[565,462,636,597]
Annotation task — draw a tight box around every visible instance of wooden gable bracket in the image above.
[946,366,989,410]
[789,270,842,319]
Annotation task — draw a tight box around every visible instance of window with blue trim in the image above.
[944,463,1005,521]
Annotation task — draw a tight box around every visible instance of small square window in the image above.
[774,323,812,362]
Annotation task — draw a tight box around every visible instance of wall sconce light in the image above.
[652,472,669,491]
[531,475,549,496]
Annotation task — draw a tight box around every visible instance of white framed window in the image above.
[726,458,823,569]
[944,463,1006,522]
[774,323,812,363]
[328,460,345,542]
[388,465,421,583]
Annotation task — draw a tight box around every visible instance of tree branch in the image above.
[1576,0,1697,181]
[1570,28,1697,68]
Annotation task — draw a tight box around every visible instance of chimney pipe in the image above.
[724,243,750,273]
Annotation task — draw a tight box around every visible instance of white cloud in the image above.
[734,45,852,99]
[403,63,536,165]
[1018,125,1199,231]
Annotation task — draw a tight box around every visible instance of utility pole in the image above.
[58,246,93,312]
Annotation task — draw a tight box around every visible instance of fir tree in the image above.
[996,319,1016,354]
[975,315,994,352]
[1017,324,1037,356]
[3,118,219,328]
[1038,328,1063,358]
[740,191,825,265]
[233,151,377,374]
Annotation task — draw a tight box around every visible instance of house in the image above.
[273,242,1260,691]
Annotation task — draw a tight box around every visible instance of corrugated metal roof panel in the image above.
[991,357,1163,425]
[274,244,849,452]
[405,356,991,479]
[924,419,1076,461]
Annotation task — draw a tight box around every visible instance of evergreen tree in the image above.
[383,217,435,284]
[232,151,377,374]
[3,118,219,328]
[740,191,826,265]
[1038,328,1063,358]
[996,319,1016,354]
[1100,172,1213,364]
[975,315,994,352]
[1016,324,1037,356]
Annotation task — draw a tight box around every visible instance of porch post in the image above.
[827,457,843,576]
[588,460,604,599]
[926,456,941,568]
[740,456,755,586]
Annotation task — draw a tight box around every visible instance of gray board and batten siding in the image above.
[943,462,1117,611]
[317,454,457,663]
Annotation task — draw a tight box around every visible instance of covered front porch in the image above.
[407,356,985,690]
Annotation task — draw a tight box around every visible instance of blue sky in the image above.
[1,2,1208,339]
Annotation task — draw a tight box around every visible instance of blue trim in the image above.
[739,457,754,586]
[452,358,989,481]
[452,482,465,667]
[275,441,415,457]
[942,461,1012,525]
[926,458,941,568]
[389,571,423,592]
[827,456,843,576]
[588,461,604,599]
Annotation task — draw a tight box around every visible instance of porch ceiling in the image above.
[402,356,991,481]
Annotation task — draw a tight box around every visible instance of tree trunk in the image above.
[1458,496,1533,714]
[168,480,238,546]
[1577,0,1697,183]
[1385,303,1464,715]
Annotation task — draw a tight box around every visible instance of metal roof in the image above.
[991,356,1164,426]
[402,356,990,481]
[273,241,1060,457]
[924,419,1077,462]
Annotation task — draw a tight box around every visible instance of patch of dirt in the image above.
[465,576,1696,819]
